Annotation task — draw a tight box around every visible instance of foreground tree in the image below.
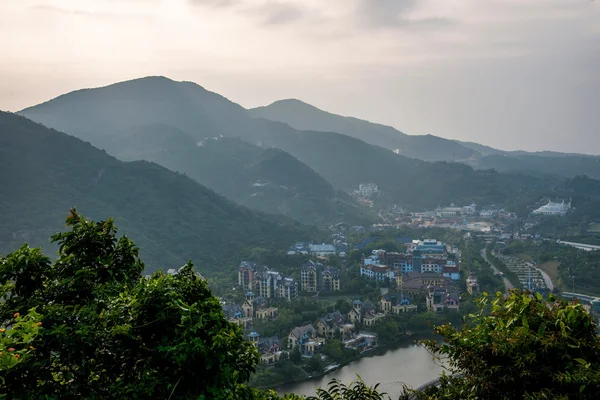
[419,291,600,400]
[0,209,260,399]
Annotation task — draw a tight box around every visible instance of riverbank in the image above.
[277,342,444,397]
[252,332,440,391]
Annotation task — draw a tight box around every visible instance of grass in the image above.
[588,223,600,233]
[537,260,562,290]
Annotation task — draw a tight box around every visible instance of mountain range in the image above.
[18,76,581,215]
[6,76,600,275]
[250,99,600,179]
[0,111,312,274]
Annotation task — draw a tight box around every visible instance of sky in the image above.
[1,0,599,154]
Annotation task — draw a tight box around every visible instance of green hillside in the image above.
[475,154,600,180]
[17,76,571,212]
[116,132,371,225]
[0,111,312,274]
[249,99,478,162]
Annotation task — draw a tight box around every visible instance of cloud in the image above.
[189,0,241,8]
[245,2,305,25]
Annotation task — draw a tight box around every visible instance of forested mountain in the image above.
[0,111,312,273]
[474,154,600,180]
[16,76,575,212]
[112,131,371,225]
[19,77,369,225]
[249,99,478,162]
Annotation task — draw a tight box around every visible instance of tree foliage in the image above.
[419,290,600,400]
[0,210,260,399]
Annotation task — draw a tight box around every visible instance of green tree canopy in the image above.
[419,291,600,400]
[0,209,260,399]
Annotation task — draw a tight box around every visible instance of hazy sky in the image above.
[1,0,599,153]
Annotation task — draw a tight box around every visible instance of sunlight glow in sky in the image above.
[1,0,599,153]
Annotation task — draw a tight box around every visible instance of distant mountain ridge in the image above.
[19,77,370,225]
[0,111,311,274]
[249,99,479,162]
[17,76,600,213]
[250,98,600,179]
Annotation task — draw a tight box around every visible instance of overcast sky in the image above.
[1,0,599,153]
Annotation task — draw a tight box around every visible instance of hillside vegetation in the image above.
[19,76,575,213]
[0,112,311,273]
[249,98,477,161]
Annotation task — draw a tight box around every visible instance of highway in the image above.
[480,248,514,290]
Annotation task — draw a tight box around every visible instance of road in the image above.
[534,267,554,291]
[480,248,514,291]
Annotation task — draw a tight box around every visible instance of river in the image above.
[277,344,443,398]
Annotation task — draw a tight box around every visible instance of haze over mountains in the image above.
[17,77,600,221]
[6,75,600,276]
[0,111,310,273]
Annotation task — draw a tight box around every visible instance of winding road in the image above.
[480,248,514,291]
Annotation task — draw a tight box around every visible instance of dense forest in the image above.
[0,112,313,274]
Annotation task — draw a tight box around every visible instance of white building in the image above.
[360,265,395,281]
[309,243,337,257]
[355,183,380,198]
[533,198,571,216]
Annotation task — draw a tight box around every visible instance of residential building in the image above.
[222,304,252,330]
[247,331,261,347]
[421,257,445,273]
[301,261,341,292]
[442,260,460,280]
[360,264,395,281]
[466,274,480,294]
[258,336,284,365]
[379,295,393,314]
[287,242,311,255]
[462,202,477,215]
[322,268,341,291]
[301,261,320,292]
[309,243,337,257]
[354,183,380,198]
[278,277,298,300]
[255,269,283,299]
[426,285,460,312]
[238,261,259,290]
[288,324,324,356]
[315,311,352,339]
[348,300,383,326]
[435,204,463,217]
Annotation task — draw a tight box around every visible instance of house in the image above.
[392,297,418,313]
[315,311,348,339]
[287,242,311,255]
[379,295,393,314]
[288,324,324,356]
[466,274,480,294]
[247,331,261,347]
[222,304,253,330]
[426,285,460,312]
[258,336,284,364]
[348,300,382,326]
